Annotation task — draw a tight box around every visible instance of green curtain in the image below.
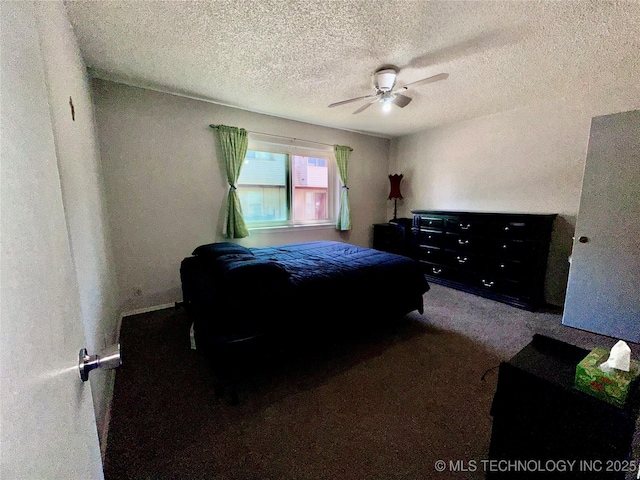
[334,145,352,231]
[213,124,249,238]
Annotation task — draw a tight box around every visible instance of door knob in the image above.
[578,236,589,243]
[78,344,122,382]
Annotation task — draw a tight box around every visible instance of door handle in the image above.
[78,344,122,382]
[578,236,589,243]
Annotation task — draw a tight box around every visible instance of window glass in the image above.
[291,155,328,222]
[237,151,287,223]
[237,149,334,227]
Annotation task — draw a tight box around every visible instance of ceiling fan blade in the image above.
[328,94,377,108]
[398,72,449,91]
[352,97,379,115]
[393,93,412,108]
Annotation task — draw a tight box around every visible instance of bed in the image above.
[180,240,429,401]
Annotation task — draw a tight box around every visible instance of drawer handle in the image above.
[499,263,506,269]
[460,223,472,230]
[482,280,495,288]
[432,267,442,275]
[504,226,510,232]
[456,256,468,264]
[502,244,508,249]
[458,239,470,245]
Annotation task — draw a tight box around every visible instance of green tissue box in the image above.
[574,348,640,408]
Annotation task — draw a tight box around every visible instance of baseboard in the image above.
[120,302,177,319]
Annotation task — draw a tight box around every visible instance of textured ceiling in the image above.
[64,0,640,138]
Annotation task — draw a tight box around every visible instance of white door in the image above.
[562,110,640,343]
[0,2,104,478]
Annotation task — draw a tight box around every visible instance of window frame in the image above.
[239,135,339,230]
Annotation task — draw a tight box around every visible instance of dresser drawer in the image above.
[473,275,525,298]
[414,245,444,263]
[421,262,458,282]
[414,216,444,231]
[443,251,481,271]
[444,233,482,252]
[485,258,528,281]
[446,217,492,236]
[441,252,527,281]
[495,220,542,239]
[491,239,537,259]
[413,229,444,247]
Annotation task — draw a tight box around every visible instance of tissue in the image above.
[575,341,640,408]
[600,340,631,373]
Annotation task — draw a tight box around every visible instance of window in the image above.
[236,140,337,228]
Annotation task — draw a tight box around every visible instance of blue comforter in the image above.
[181,240,429,340]
[251,240,429,301]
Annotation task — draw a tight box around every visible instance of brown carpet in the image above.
[103,284,639,479]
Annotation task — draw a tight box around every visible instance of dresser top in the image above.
[411,210,557,219]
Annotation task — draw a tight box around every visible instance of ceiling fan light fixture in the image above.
[329,66,448,115]
[380,92,395,102]
[380,92,395,112]
[375,68,397,92]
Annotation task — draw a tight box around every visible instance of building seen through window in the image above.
[237,150,332,226]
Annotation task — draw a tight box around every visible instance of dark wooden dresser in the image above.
[411,210,556,311]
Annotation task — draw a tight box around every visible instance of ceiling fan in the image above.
[328,67,449,114]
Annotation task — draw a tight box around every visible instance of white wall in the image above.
[91,80,390,313]
[390,92,640,306]
[1,2,105,477]
[34,1,119,452]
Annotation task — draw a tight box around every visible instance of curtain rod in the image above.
[209,124,353,151]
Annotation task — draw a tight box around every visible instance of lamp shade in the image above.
[388,174,404,200]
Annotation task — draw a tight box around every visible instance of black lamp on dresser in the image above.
[410,210,557,311]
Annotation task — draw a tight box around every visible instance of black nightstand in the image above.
[373,218,412,256]
[488,334,640,479]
